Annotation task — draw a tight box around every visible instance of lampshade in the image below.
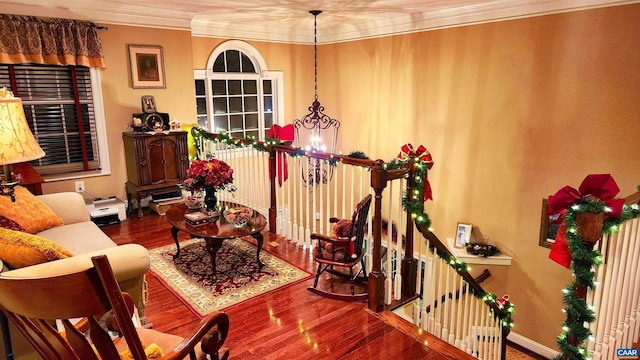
[0,97,45,167]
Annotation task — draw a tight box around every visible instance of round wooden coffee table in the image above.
[165,202,267,280]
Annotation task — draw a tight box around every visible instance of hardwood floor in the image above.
[102,210,475,359]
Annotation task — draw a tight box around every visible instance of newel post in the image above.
[368,159,387,312]
[401,158,417,297]
[267,146,277,234]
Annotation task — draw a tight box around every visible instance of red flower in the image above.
[184,159,235,191]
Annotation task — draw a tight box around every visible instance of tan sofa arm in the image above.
[1,244,150,318]
[37,192,89,224]
[2,243,149,282]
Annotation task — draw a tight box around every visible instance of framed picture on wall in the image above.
[128,45,166,89]
[539,198,561,248]
[455,222,472,248]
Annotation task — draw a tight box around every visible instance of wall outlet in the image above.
[315,212,320,220]
[75,181,85,193]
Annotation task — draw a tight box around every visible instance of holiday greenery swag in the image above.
[190,129,516,329]
[547,174,640,360]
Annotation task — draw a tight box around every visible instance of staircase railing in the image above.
[586,192,640,360]
[192,128,512,359]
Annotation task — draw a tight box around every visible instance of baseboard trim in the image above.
[508,332,559,359]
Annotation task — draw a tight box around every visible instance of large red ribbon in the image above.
[547,174,625,268]
[397,143,434,201]
[267,124,294,187]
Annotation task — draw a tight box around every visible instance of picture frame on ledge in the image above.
[455,222,472,248]
[128,45,166,89]
[539,198,560,249]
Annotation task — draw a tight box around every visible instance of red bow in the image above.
[547,174,625,268]
[267,124,294,187]
[495,294,510,309]
[397,144,434,201]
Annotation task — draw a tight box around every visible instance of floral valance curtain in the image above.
[0,15,106,68]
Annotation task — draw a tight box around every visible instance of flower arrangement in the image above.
[183,159,235,193]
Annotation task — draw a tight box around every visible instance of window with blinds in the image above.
[0,64,101,176]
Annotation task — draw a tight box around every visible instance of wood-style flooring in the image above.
[102,210,475,359]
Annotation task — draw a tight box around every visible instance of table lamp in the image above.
[0,88,45,202]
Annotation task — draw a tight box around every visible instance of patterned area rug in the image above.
[149,238,311,317]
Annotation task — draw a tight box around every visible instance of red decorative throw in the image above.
[397,143,434,201]
[267,124,294,186]
[547,174,625,268]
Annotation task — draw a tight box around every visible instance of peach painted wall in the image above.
[41,24,197,198]
[318,4,640,348]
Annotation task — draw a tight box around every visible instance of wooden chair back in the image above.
[0,255,148,360]
[350,194,373,259]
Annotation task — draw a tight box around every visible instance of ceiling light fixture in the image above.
[293,10,340,186]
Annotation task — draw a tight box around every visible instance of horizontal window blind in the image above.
[0,64,100,175]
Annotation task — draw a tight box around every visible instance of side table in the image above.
[0,259,14,360]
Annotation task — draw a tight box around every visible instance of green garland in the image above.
[392,154,515,328]
[554,197,640,360]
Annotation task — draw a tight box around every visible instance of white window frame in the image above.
[194,40,284,141]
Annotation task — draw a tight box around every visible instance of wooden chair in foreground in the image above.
[0,255,229,360]
[308,194,372,301]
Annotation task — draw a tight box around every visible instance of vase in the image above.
[575,211,605,242]
[203,185,218,214]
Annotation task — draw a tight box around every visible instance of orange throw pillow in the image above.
[0,186,64,234]
[0,227,73,269]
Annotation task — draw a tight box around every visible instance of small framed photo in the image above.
[141,95,156,113]
[539,198,561,249]
[128,45,166,89]
[455,222,472,248]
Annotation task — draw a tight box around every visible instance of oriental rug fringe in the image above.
[149,238,311,317]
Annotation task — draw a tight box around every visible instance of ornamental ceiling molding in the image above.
[1,0,637,44]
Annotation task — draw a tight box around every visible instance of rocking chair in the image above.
[0,255,230,360]
[308,194,372,301]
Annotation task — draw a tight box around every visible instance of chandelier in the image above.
[293,10,340,186]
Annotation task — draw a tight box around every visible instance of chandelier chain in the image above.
[313,12,318,101]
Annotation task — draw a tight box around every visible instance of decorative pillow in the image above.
[0,186,64,234]
[0,227,73,269]
[0,215,26,232]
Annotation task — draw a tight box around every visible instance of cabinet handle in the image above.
[139,158,147,166]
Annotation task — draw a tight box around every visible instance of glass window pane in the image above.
[244,96,258,112]
[195,80,205,95]
[213,98,228,114]
[243,80,257,94]
[229,97,242,113]
[214,115,228,131]
[229,114,243,130]
[196,98,207,115]
[212,80,226,95]
[263,96,272,112]
[241,53,256,73]
[197,115,208,129]
[213,54,225,72]
[246,130,258,139]
[226,50,240,72]
[228,80,241,95]
[264,113,273,128]
[263,80,272,94]
[245,114,258,129]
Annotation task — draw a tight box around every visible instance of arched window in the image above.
[195,40,283,140]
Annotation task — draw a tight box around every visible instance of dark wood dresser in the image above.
[122,131,189,218]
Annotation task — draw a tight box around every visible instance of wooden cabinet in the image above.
[123,131,189,218]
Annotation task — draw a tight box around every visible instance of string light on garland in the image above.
[547,175,640,360]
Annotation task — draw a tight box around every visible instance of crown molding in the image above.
[2,0,638,44]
